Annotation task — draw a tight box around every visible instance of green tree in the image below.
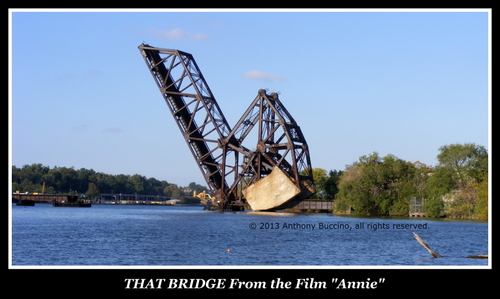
[412,161,433,197]
[437,143,488,188]
[144,177,168,195]
[423,167,455,199]
[22,163,49,184]
[114,174,133,194]
[334,152,419,216]
[77,168,95,194]
[308,168,344,199]
[85,182,99,200]
[56,166,78,193]
[323,170,343,199]
[434,143,488,218]
[423,197,444,217]
[310,168,328,199]
[163,184,182,198]
[11,164,176,197]
[334,165,366,214]
[130,174,146,194]
[474,175,489,219]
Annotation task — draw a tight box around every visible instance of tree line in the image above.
[11,164,208,201]
[312,143,488,219]
[11,143,488,219]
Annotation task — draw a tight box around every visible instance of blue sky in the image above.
[9,9,490,188]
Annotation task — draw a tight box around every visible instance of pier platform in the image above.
[12,194,91,207]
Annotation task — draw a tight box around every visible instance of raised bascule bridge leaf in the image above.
[139,44,315,211]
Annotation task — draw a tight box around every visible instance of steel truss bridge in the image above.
[138,44,315,211]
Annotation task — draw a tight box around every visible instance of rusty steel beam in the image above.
[139,44,237,202]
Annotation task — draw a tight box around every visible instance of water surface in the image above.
[11,203,489,267]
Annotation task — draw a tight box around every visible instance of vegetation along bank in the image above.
[11,143,488,220]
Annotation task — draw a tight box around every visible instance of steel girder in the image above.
[227,89,315,202]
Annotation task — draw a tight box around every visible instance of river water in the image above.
[10,203,489,267]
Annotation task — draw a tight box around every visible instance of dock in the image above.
[12,193,91,207]
[279,199,334,212]
[209,199,334,212]
[409,197,426,217]
[99,193,173,204]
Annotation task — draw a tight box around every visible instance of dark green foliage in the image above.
[334,143,488,219]
[11,163,208,198]
[11,144,488,219]
[334,153,419,216]
[309,168,343,199]
[323,170,343,199]
[422,197,444,217]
